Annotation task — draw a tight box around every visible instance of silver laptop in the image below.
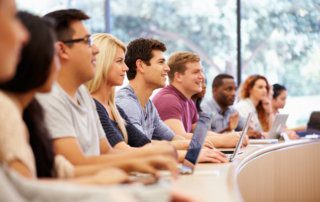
[268,114,289,139]
[227,112,253,162]
[179,112,211,174]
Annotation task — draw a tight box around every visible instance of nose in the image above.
[123,64,129,72]
[18,20,29,45]
[92,44,99,55]
[164,63,170,72]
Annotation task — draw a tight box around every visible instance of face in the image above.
[249,79,268,101]
[198,79,207,98]
[66,21,99,83]
[106,47,128,86]
[143,50,170,89]
[39,45,61,93]
[272,90,287,110]
[214,78,237,107]
[179,62,204,97]
[0,0,29,82]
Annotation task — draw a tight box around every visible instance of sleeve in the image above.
[36,93,77,139]
[233,101,249,119]
[116,96,145,133]
[153,94,183,121]
[118,106,151,147]
[0,98,36,176]
[94,100,124,147]
[152,106,175,141]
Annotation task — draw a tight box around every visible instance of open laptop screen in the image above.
[184,112,211,165]
[229,112,253,161]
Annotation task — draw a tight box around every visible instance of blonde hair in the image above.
[86,33,128,142]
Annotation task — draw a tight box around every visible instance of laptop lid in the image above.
[229,112,253,162]
[182,112,211,170]
[268,114,289,139]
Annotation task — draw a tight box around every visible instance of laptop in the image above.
[268,114,289,139]
[225,112,253,162]
[249,114,288,144]
[179,112,212,174]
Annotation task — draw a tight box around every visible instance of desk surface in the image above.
[173,139,320,202]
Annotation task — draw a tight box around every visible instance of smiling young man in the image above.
[153,52,248,148]
[201,74,245,133]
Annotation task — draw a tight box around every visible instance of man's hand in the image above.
[228,112,239,131]
[198,148,228,163]
[122,155,179,179]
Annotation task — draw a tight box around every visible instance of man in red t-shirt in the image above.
[153,51,248,148]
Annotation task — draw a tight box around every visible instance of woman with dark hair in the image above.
[234,75,273,134]
[272,83,287,115]
[191,78,207,113]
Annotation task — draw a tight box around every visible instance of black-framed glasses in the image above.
[61,35,93,47]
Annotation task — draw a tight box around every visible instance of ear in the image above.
[56,41,70,61]
[173,71,183,83]
[135,59,145,74]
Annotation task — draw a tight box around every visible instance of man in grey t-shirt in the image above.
[36,9,178,176]
[116,85,174,141]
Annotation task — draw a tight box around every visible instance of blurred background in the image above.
[17,0,320,128]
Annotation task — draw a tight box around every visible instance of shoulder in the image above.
[0,92,21,125]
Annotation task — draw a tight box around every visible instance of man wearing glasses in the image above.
[36,9,178,176]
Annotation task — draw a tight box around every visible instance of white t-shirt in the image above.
[234,98,262,132]
[36,83,105,156]
[0,91,36,177]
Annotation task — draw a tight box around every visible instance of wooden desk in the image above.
[173,139,320,202]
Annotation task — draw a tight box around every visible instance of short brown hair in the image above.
[125,38,166,80]
[167,51,200,82]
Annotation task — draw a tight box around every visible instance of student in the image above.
[234,74,273,133]
[153,51,248,148]
[86,33,152,148]
[201,74,245,133]
[36,9,178,176]
[0,0,28,82]
[191,78,206,113]
[272,83,287,115]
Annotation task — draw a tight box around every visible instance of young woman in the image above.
[234,75,273,133]
[191,78,206,113]
[86,33,151,148]
[272,83,287,115]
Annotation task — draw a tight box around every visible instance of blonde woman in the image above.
[87,34,228,164]
[87,33,152,149]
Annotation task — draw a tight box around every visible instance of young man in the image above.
[0,0,29,82]
[201,74,245,133]
[153,51,248,148]
[116,38,228,163]
[36,9,178,176]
